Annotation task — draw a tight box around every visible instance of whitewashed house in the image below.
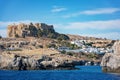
[58,46,70,51]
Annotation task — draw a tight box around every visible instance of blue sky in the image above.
[0,0,120,39]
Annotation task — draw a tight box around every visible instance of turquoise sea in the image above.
[0,66,120,80]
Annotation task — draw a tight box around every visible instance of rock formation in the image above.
[101,41,120,73]
[0,52,75,70]
[7,23,69,40]
[7,23,54,37]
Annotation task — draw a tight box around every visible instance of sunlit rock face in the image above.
[7,23,54,38]
[101,41,120,73]
[7,23,69,40]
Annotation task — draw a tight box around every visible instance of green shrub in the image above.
[15,34,19,38]
[46,44,56,48]
[37,29,69,40]
[61,50,66,54]
[85,42,93,46]
[87,53,98,59]
[67,52,73,56]
[37,29,43,37]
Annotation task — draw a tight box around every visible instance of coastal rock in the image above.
[101,41,120,73]
[85,61,94,66]
[0,53,42,70]
[40,57,75,69]
[0,52,75,70]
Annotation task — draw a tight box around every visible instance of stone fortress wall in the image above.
[7,23,54,38]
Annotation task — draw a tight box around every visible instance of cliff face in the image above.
[7,23,69,40]
[7,23,54,38]
[101,41,120,73]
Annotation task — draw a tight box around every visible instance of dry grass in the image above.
[6,48,59,56]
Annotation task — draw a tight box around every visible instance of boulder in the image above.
[101,41,120,73]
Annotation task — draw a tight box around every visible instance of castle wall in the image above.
[7,23,54,38]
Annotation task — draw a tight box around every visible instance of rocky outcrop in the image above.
[7,23,69,40]
[0,45,5,50]
[7,23,54,38]
[101,41,120,73]
[0,52,75,70]
[0,52,40,70]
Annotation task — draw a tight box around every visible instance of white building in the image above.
[58,46,70,51]
[71,40,86,47]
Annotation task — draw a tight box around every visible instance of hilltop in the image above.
[7,23,69,40]
[68,34,100,40]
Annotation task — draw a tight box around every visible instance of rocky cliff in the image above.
[101,41,120,73]
[7,23,69,40]
[0,52,76,70]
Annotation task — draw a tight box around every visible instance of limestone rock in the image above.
[101,41,120,73]
[7,23,53,38]
[0,53,42,70]
[7,23,69,40]
[112,41,120,55]
[0,52,75,70]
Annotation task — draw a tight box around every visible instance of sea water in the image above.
[0,66,120,80]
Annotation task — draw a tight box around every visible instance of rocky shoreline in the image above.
[0,51,101,70]
[0,53,72,70]
[101,41,120,73]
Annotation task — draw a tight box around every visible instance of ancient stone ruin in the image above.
[7,23,54,38]
[7,23,69,40]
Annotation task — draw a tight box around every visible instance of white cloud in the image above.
[51,6,67,12]
[81,32,120,40]
[81,8,120,15]
[56,19,120,30]
[63,8,120,18]
[53,19,120,39]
